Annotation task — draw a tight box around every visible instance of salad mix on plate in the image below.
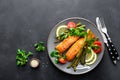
[50,21,102,71]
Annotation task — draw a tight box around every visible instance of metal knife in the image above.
[96,17,117,64]
[98,17,120,61]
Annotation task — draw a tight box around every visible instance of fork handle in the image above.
[105,43,117,64]
[104,33,120,61]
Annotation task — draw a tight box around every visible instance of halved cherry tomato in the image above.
[94,41,102,46]
[58,57,67,64]
[93,41,102,54]
[93,45,102,53]
[67,22,76,29]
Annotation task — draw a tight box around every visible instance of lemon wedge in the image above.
[56,25,68,37]
[85,49,94,63]
[85,50,97,66]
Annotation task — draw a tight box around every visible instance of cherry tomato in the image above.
[93,45,102,54]
[67,22,76,29]
[94,41,102,46]
[93,41,102,54]
[58,57,67,64]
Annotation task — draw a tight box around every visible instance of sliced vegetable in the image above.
[93,41,102,54]
[94,41,102,46]
[93,46,101,54]
[85,48,95,63]
[67,21,76,29]
[85,50,97,65]
[59,57,67,64]
[56,25,68,37]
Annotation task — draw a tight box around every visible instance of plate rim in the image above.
[47,17,105,75]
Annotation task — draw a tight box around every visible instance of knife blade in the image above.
[96,17,117,64]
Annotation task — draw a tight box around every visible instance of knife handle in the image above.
[108,40,120,60]
[105,34,120,61]
[105,43,117,64]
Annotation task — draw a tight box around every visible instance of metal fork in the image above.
[99,18,120,61]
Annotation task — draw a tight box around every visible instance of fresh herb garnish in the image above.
[69,26,87,37]
[54,58,59,64]
[57,32,69,41]
[62,54,66,59]
[34,41,45,52]
[86,38,96,46]
[51,50,61,64]
[51,50,60,58]
[51,50,67,64]
[16,49,33,66]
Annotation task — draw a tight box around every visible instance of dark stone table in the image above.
[0,0,120,80]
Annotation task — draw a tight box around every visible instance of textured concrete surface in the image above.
[0,0,120,80]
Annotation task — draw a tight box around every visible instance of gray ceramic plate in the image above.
[47,17,105,75]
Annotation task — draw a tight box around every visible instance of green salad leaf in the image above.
[34,41,45,52]
[69,26,87,37]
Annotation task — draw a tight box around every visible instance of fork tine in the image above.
[99,17,106,28]
[99,17,108,35]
